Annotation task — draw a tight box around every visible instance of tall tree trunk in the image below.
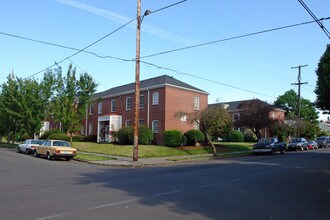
[205,133,217,157]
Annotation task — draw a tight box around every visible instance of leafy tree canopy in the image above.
[274,89,318,122]
[315,44,330,113]
[235,99,274,140]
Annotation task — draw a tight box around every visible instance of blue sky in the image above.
[1,1,329,114]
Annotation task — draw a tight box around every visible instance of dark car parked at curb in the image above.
[315,136,329,148]
[287,138,308,151]
[253,138,286,155]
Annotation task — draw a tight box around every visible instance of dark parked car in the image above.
[315,136,329,148]
[307,140,318,150]
[253,138,286,155]
[287,138,308,151]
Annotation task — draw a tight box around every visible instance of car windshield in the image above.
[316,137,326,141]
[258,138,274,144]
[291,138,302,143]
[53,141,71,147]
[31,140,42,145]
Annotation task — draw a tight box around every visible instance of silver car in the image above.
[17,139,44,155]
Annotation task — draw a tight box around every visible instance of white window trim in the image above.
[152,92,159,105]
[194,97,200,110]
[126,97,131,110]
[111,100,116,112]
[125,120,131,127]
[98,102,102,114]
[152,120,159,133]
[140,95,144,109]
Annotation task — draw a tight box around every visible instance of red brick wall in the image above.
[82,86,208,145]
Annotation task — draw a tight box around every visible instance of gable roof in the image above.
[93,75,208,99]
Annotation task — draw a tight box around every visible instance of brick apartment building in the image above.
[209,99,285,138]
[79,75,209,145]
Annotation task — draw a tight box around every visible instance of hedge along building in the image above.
[81,75,209,145]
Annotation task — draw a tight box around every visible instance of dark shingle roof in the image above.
[93,75,208,99]
[208,99,257,111]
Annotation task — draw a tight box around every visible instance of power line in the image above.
[298,0,330,40]
[25,18,136,79]
[140,17,330,59]
[140,60,277,99]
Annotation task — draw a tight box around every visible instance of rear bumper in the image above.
[52,153,76,159]
[253,149,272,153]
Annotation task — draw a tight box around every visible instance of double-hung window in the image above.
[126,97,131,110]
[152,120,159,133]
[152,92,159,105]
[194,97,200,110]
[98,102,102,114]
[111,100,116,112]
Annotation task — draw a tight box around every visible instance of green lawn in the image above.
[72,142,254,158]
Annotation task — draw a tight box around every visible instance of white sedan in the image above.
[17,139,44,155]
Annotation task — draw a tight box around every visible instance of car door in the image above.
[39,140,49,155]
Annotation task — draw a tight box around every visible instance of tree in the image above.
[274,89,318,122]
[51,64,97,144]
[235,99,274,140]
[176,107,232,156]
[0,75,23,143]
[315,44,330,113]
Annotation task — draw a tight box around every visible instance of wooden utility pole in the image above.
[133,0,141,161]
[291,64,308,137]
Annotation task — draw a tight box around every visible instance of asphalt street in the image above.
[0,147,329,220]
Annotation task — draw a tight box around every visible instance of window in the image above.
[126,97,131,110]
[88,123,93,135]
[81,125,84,135]
[139,118,144,126]
[152,92,159,105]
[194,97,200,110]
[152,120,159,133]
[233,113,240,122]
[125,120,131,127]
[89,105,93,115]
[98,102,102,114]
[111,100,116,112]
[181,115,187,122]
[194,121,200,130]
[140,95,144,108]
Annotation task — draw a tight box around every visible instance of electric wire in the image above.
[24,18,135,79]
[139,60,277,99]
[298,0,330,39]
[140,17,330,59]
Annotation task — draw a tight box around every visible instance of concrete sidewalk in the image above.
[75,151,251,167]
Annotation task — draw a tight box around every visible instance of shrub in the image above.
[84,134,97,142]
[244,131,257,142]
[184,130,205,146]
[72,135,85,142]
[47,133,70,142]
[230,131,244,142]
[164,130,183,147]
[40,130,61,140]
[138,125,153,145]
[117,127,134,145]
[20,133,32,141]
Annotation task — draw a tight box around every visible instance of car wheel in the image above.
[47,152,52,160]
[280,149,284,154]
[34,150,39,157]
[25,149,29,155]
[66,158,71,161]
[300,146,304,151]
[271,149,275,155]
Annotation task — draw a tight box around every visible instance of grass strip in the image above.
[75,153,116,161]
